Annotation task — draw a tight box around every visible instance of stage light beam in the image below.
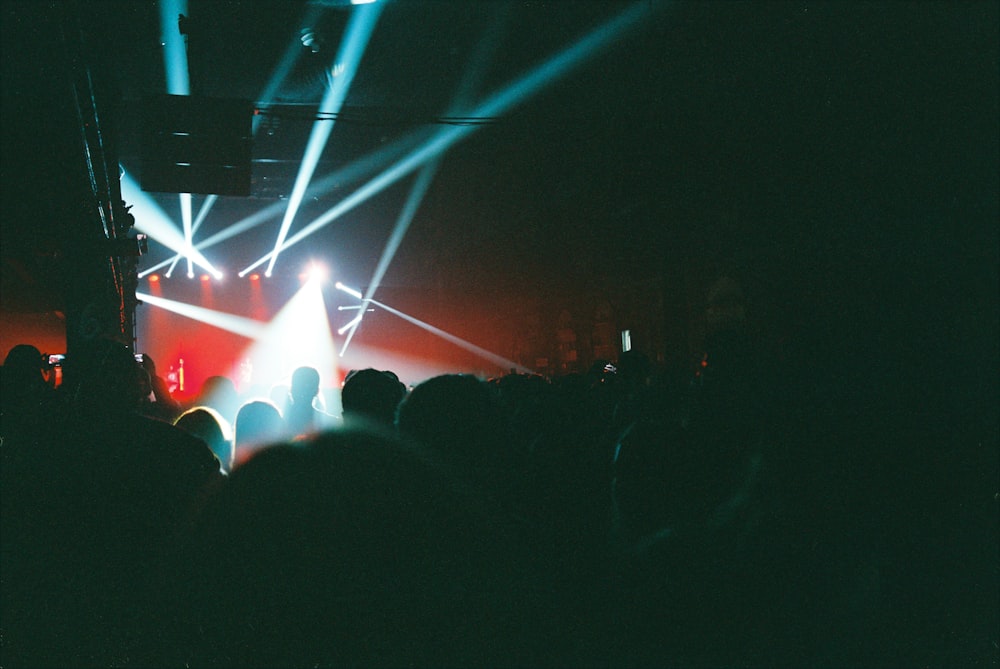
[264,2,384,277]
[181,193,193,278]
[159,0,190,96]
[143,129,428,279]
[335,282,363,300]
[343,294,531,373]
[184,0,322,236]
[339,11,508,355]
[233,277,338,401]
[337,314,363,336]
[240,2,657,276]
[136,292,267,339]
[122,172,222,278]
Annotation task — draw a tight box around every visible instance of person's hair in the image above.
[234,399,284,449]
[396,374,509,464]
[341,368,406,426]
[175,406,234,472]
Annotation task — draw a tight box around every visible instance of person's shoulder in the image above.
[316,407,341,426]
[129,413,221,468]
[130,411,187,436]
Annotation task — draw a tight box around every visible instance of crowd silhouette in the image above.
[1,331,995,667]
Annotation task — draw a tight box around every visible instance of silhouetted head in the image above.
[136,353,157,377]
[3,344,46,389]
[65,339,146,414]
[617,350,651,384]
[180,424,534,667]
[196,376,240,422]
[175,406,234,472]
[290,366,320,403]
[1,344,53,428]
[234,399,284,450]
[341,368,406,427]
[396,374,510,473]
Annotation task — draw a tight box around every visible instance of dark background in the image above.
[2,1,997,387]
[1,1,998,662]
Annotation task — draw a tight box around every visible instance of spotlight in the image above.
[250,273,260,281]
[200,274,211,282]
[149,274,161,282]
[335,282,363,299]
[306,263,327,282]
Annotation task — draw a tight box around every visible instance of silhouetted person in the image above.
[175,406,234,473]
[341,367,406,428]
[1,338,221,667]
[0,343,59,443]
[283,365,333,438]
[396,373,518,506]
[233,399,284,466]
[167,425,549,668]
[193,375,241,425]
[136,352,181,422]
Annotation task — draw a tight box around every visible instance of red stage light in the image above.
[200,274,211,282]
[149,274,160,282]
[250,273,260,281]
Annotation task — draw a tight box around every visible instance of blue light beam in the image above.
[339,7,510,353]
[159,0,190,96]
[264,3,384,277]
[251,3,324,135]
[187,3,322,235]
[355,295,533,374]
[138,128,430,279]
[159,0,197,278]
[192,195,217,235]
[338,160,438,354]
[240,1,657,276]
[123,173,222,278]
[136,291,266,339]
[180,192,194,277]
